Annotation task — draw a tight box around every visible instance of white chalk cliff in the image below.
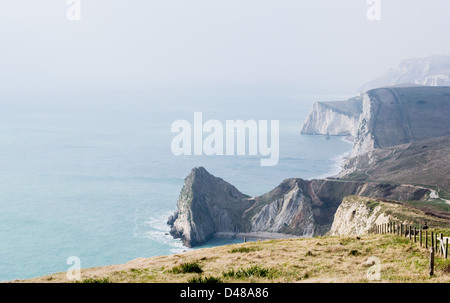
[300,96,362,138]
[358,55,450,93]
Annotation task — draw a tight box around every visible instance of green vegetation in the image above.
[170,262,203,274]
[76,277,111,283]
[187,276,222,283]
[348,249,360,256]
[403,199,450,216]
[24,232,450,283]
[222,265,278,279]
[229,246,262,253]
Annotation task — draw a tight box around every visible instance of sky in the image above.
[1,0,450,96]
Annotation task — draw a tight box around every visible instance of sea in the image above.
[0,90,353,281]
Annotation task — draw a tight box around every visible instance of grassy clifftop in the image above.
[19,232,450,283]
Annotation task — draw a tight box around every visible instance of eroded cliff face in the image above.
[301,96,362,138]
[350,93,376,157]
[351,86,450,157]
[168,167,431,246]
[249,180,315,237]
[341,86,450,184]
[329,196,450,236]
[329,196,390,236]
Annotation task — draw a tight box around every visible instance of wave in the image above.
[313,149,352,179]
[133,207,189,253]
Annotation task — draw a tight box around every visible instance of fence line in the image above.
[370,222,449,276]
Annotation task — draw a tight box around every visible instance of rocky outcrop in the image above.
[300,96,362,138]
[168,167,252,247]
[168,167,431,246]
[329,196,390,236]
[358,55,450,93]
[329,196,450,236]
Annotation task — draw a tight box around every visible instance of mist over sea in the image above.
[0,90,353,281]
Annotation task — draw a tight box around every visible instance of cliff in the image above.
[170,84,450,247]
[300,96,362,138]
[168,167,431,246]
[351,86,450,157]
[329,196,450,236]
[168,167,252,247]
[339,86,450,194]
[358,55,450,93]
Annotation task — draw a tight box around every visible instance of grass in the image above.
[187,276,222,283]
[403,199,450,215]
[170,262,203,274]
[76,277,111,283]
[222,265,278,279]
[20,232,450,283]
[229,246,262,253]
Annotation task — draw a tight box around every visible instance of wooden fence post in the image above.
[440,234,443,255]
[445,238,448,259]
[409,226,412,240]
[435,233,438,255]
[431,232,434,252]
[425,231,428,249]
[414,227,417,243]
[429,247,435,277]
[420,229,422,247]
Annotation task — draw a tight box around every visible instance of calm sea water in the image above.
[0,91,352,281]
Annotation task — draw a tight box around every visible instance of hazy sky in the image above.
[1,0,450,96]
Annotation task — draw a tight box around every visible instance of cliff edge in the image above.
[300,96,362,138]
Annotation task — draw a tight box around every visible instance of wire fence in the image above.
[370,222,449,276]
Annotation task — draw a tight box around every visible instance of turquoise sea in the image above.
[0,91,353,281]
